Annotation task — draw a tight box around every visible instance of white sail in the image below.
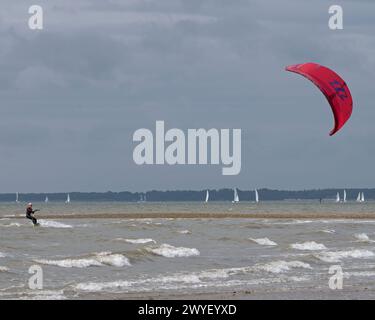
[336,192,340,203]
[16,192,19,203]
[45,196,49,203]
[65,194,70,203]
[343,190,347,202]
[255,189,259,203]
[361,192,365,202]
[205,190,209,203]
[138,193,146,203]
[356,192,361,202]
[233,188,239,203]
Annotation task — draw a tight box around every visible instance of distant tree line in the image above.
[1,188,374,202]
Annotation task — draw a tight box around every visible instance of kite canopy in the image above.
[285,62,353,136]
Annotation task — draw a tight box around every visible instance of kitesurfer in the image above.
[26,203,39,226]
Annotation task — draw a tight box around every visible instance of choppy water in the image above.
[1,201,375,299]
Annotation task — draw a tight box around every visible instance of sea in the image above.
[1,201,375,300]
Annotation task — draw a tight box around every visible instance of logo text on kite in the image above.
[330,80,348,100]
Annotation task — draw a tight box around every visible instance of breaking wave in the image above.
[35,252,131,268]
[268,220,314,225]
[319,229,335,234]
[39,220,73,229]
[145,244,200,258]
[249,238,277,246]
[74,260,311,293]
[354,233,375,243]
[116,238,156,244]
[291,241,327,251]
[315,249,374,263]
[0,266,9,272]
[254,260,312,274]
[177,230,192,234]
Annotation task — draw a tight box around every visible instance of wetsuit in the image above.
[26,207,38,225]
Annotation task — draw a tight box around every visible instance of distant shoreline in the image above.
[1,188,374,202]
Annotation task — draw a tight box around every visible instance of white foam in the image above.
[76,281,130,292]
[178,230,192,234]
[75,270,230,292]
[118,238,156,244]
[269,220,313,225]
[354,233,375,243]
[249,237,277,246]
[76,223,91,228]
[0,252,6,258]
[146,244,200,258]
[193,265,303,279]
[0,266,9,272]
[95,252,131,267]
[74,263,312,293]
[75,276,306,293]
[36,252,131,268]
[39,220,73,229]
[255,260,312,274]
[291,241,327,251]
[320,229,335,234]
[76,274,202,292]
[36,258,102,268]
[316,249,375,263]
[345,271,375,278]
[17,290,66,300]
[0,222,22,228]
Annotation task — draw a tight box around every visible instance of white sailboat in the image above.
[15,192,19,203]
[232,188,239,203]
[65,194,70,204]
[343,190,347,203]
[335,192,340,203]
[45,196,49,203]
[138,194,146,203]
[361,192,365,202]
[255,189,259,203]
[205,190,209,203]
[356,192,361,202]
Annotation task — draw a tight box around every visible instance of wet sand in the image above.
[76,286,375,300]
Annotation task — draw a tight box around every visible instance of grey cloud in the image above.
[0,0,374,192]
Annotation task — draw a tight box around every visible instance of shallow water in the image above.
[1,201,375,299]
[3,200,375,217]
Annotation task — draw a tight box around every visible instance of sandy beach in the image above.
[71,285,375,300]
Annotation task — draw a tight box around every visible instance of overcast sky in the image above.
[0,0,374,192]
